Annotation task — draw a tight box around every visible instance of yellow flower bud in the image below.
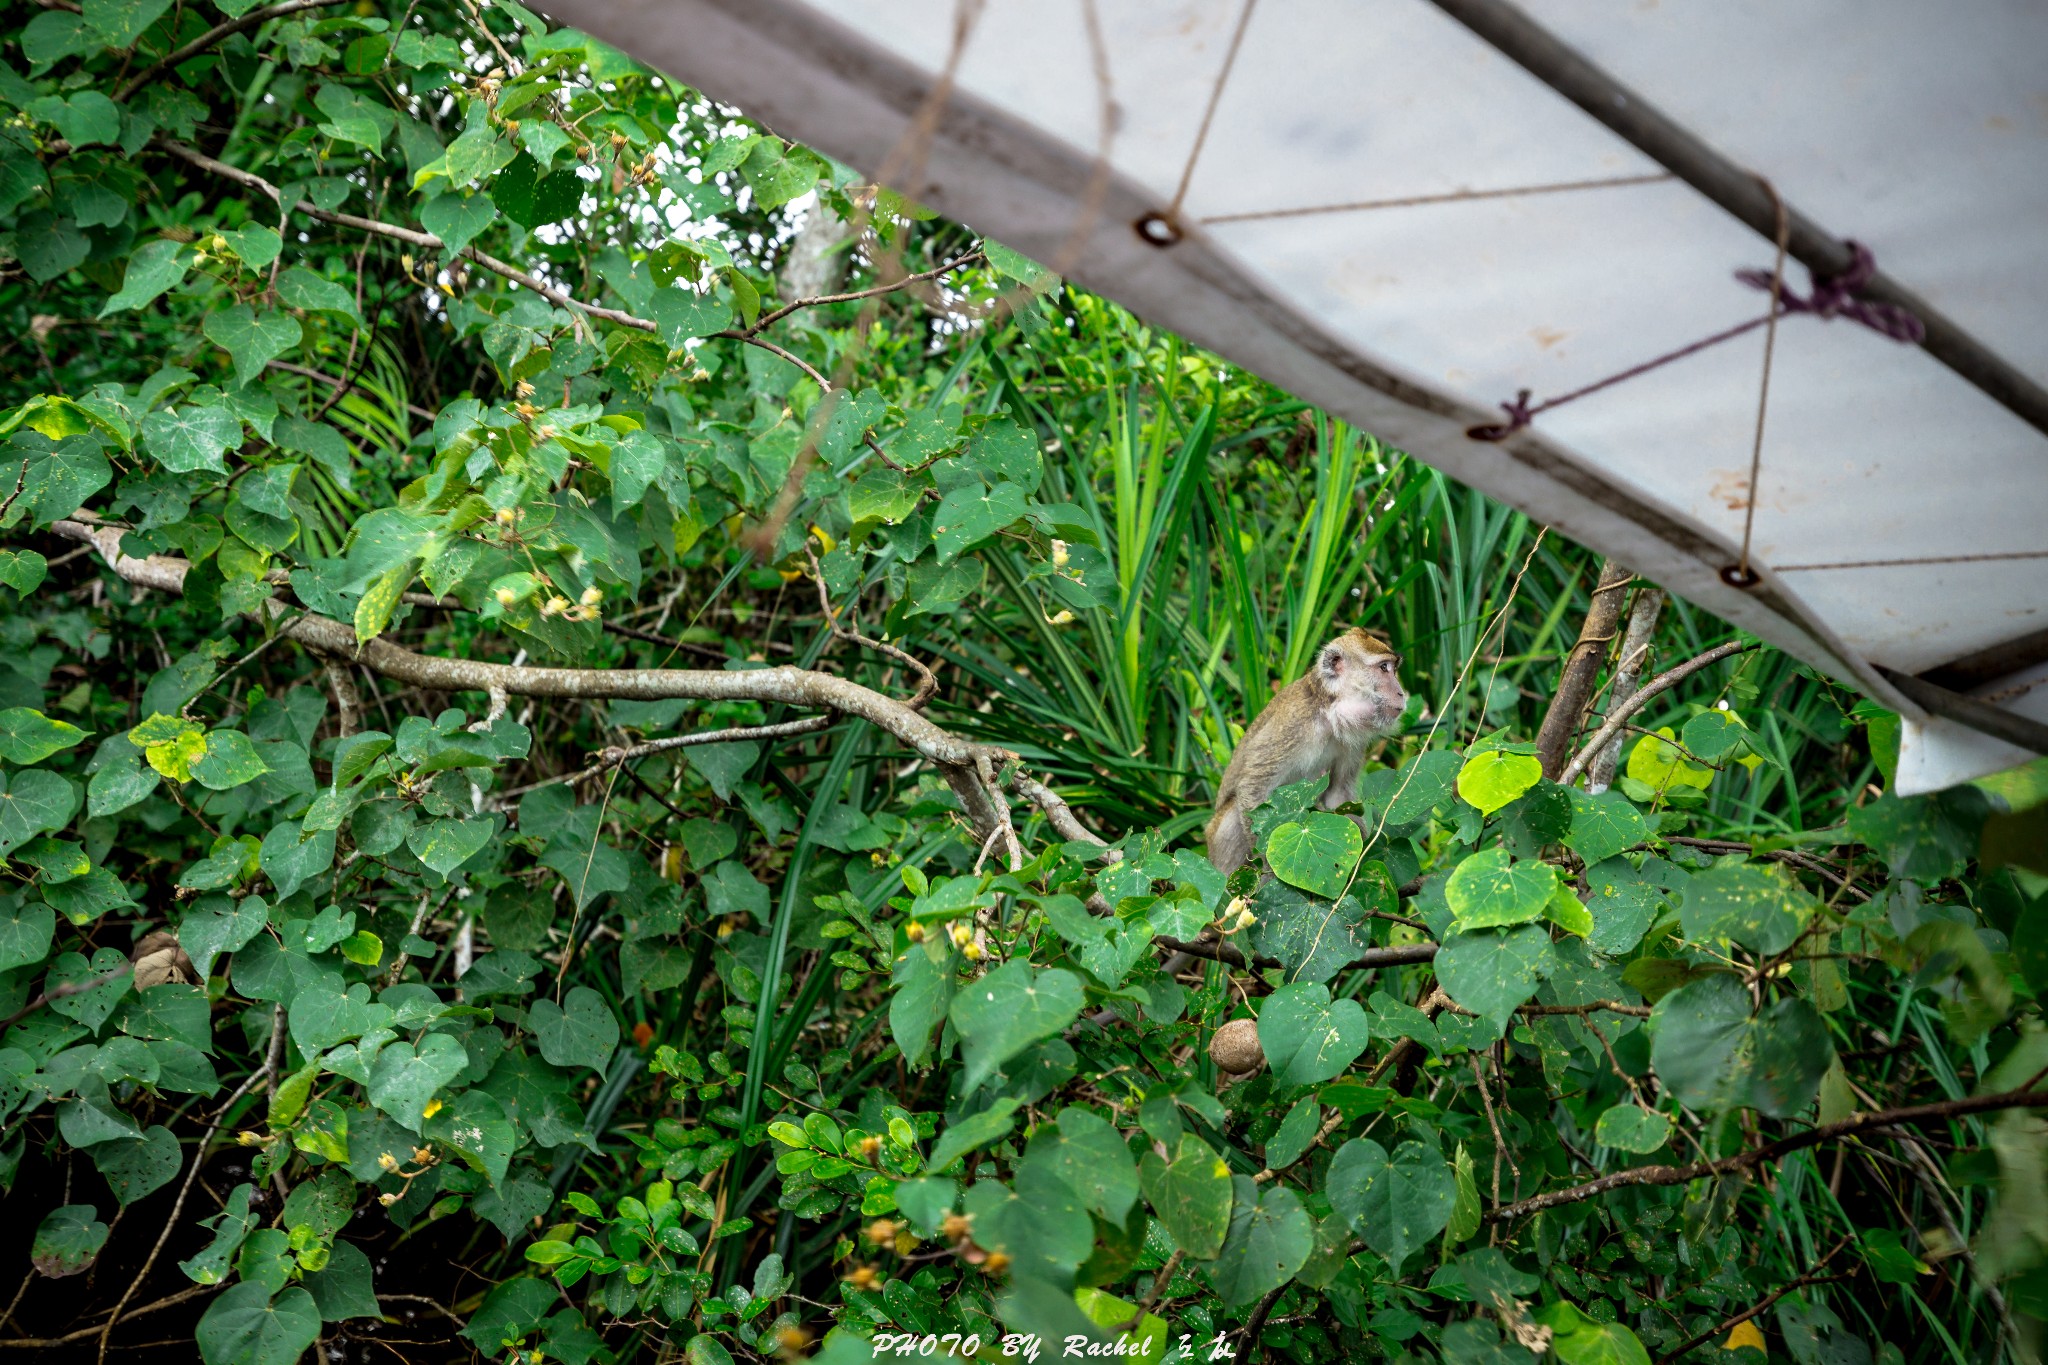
[579,586,603,607]
[495,587,518,607]
[1051,539,1069,568]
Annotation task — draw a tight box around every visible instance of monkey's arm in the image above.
[1318,741,1365,812]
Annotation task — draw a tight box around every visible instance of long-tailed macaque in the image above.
[1205,627,1407,874]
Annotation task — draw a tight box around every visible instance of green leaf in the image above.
[1534,1302,1652,1365]
[302,1238,380,1321]
[143,404,243,475]
[258,821,336,900]
[1265,812,1363,898]
[196,1282,321,1365]
[179,894,269,978]
[202,305,303,389]
[0,706,83,764]
[367,1032,469,1130]
[275,266,363,324]
[281,1167,356,1239]
[48,91,121,148]
[31,1204,107,1277]
[1679,861,1813,956]
[959,416,1042,493]
[1562,788,1649,865]
[289,980,394,1052]
[1434,924,1556,1027]
[0,897,55,971]
[931,482,1027,565]
[441,124,517,190]
[426,1088,516,1186]
[179,1183,257,1285]
[927,1097,1021,1170]
[849,466,924,525]
[1138,1134,1233,1260]
[1249,877,1376,986]
[1257,982,1369,1085]
[647,288,733,346]
[191,730,269,791]
[529,985,619,1074]
[114,983,212,1048]
[0,768,76,855]
[1327,1137,1456,1272]
[47,945,129,1029]
[1444,846,1557,930]
[92,1124,182,1204]
[1649,973,1834,1117]
[219,226,282,269]
[0,547,48,595]
[83,0,171,48]
[1207,1176,1314,1306]
[1263,1096,1321,1170]
[948,960,1083,1092]
[99,237,188,316]
[407,816,495,876]
[1593,1104,1673,1154]
[1456,749,1542,815]
[1033,1107,1138,1222]
[889,936,956,1068]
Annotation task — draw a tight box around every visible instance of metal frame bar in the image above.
[1429,0,2048,443]
[1879,669,2048,757]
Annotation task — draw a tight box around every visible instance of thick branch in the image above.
[1536,558,1634,779]
[1489,1085,2048,1221]
[1588,587,1664,793]
[49,517,1013,782]
[1557,641,1757,785]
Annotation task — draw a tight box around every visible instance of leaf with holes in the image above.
[1138,1134,1233,1260]
[1456,749,1543,815]
[1327,1137,1457,1272]
[1257,982,1370,1085]
[196,1282,321,1365]
[1265,812,1363,898]
[931,482,1027,565]
[1445,846,1557,930]
[142,404,243,475]
[31,1204,107,1277]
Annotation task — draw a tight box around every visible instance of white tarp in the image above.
[545,0,2048,792]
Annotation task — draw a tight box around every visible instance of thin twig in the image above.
[1654,1236,1853,1364]
[1490,1084,2048,1221]
[113,0,349,100]
[93,1069,262,1362]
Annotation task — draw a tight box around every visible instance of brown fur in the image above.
[1204,627,1406,874]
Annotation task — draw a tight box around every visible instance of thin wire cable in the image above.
[1775,549,2048,572]
[1734,180,1791,584]
[1199,171,1671,224]
[1166,0,1259,221]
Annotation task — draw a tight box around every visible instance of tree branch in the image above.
[1535,558,1633,779]
[114,0,349,101]
[1557,641,1758,785]
[1489,1085,2048,1222]
[49,518,1020,844]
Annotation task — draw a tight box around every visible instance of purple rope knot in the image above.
[1467,388,1534,442]
[1736,241,1924,343]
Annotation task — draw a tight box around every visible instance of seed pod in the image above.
[1209,1017,1265,1075]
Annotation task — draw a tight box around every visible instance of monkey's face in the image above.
[1316,628,1407,735]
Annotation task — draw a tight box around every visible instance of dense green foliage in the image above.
[0,3,2046,1364]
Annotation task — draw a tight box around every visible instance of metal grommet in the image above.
[1719,564,1762,589]
[1134,212,1183,248]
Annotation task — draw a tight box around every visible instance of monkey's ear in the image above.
[1319,646,1344,677]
